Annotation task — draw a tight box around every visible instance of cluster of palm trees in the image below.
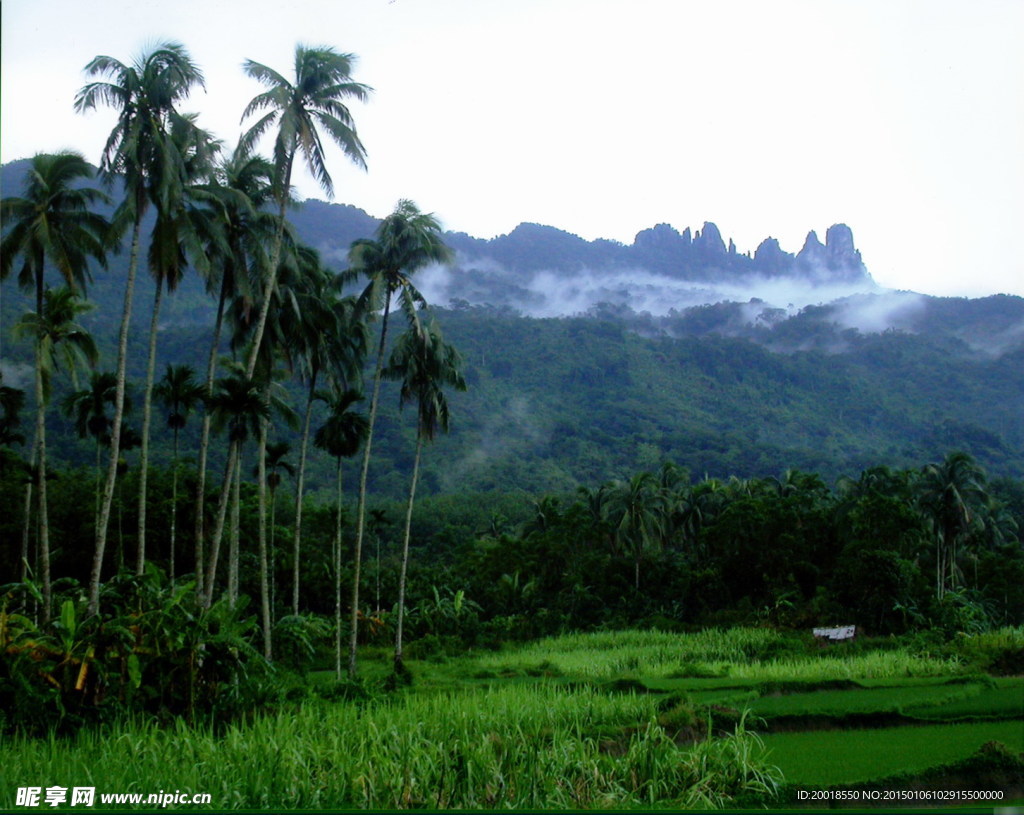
[2,41,466,678]
[571,456,1009,604]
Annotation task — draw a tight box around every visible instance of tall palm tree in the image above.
[1,152,110,299]
[75,41,205,615]
[2,152,108,611]
[227,241,304,657]
[203,368,269,608]
[135,116,221,575]
[384,319,466,674]
[14,288,98,622]
[153,364,204,582]
[290,277,367,615]
[63,370,122,527]
[346,199,452,676]
[239,44,370,380]
[313,386,368,680]
[190,143,276,600]
[916,451,988,600]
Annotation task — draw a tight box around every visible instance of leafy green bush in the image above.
[0,571,275,734]
[272,613,332,674]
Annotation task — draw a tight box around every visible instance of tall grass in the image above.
[1,684,780,810]
[476,629,964,680]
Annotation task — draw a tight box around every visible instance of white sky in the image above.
[2,0,1022,297]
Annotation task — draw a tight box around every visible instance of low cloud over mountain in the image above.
[287,202,1024,356]
[419,220,876,319]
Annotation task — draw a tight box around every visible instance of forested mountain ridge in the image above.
[3,158,1023,498]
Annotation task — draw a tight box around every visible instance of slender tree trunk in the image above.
[269,487,276,622]
[31,268,52,624]
[244,160,293,381]
[136,281,164,574]
[292,372,317,616]
[33,344,52,624]
[349,298,391,677]
[228,447,241,608]
[20,417,38,584]
[257,417,272,660]
[203,440,238,608]
[334,456,343,680]
[394,433,423,675]
[170,428,179,583]
[90,216,142,615]
[94,440,101,535]
[194,275,228,601]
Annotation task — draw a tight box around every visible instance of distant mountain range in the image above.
[291,196,1023,358]
[3,159,1023,492]
[297,198,877,318]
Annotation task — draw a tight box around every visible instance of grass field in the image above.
[2,627,1021,810]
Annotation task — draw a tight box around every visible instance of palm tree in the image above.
[203,368,269,608]
[313,386,368,680]
[239,44,370,380]
[1,151,108,612]
[384,319,466,674]
[916,451,988,600]
[346,199,452,676]
[290,278,367,615]
[153,364,204,582]
[63,370,122,526]
[75,41,205,615]
[605,471,665,592]
[1,151,110,298]
[227,244,304,658]
[14,288,98,622]
[257,440,294,620]
[190,143,276,601]
[136,116,221,575]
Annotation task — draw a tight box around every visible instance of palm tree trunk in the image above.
[170,427,179,583]
[94,440,101,536]
[292,372,317,616]
[349,297,391,677]
[334,455,343,680]
[228,447,242,607]
[203,439,238,608]
[33,344,52,624]
[194,274,228,600]
[257,417,272,660]
[19,443,34,583]
[244,159,293,381]
[394,432,423,675]
[269,486,276,621]
[90,216,142,615]
[136,280,164,574]
[31,267,52,624]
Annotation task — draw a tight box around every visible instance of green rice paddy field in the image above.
[2,627,1022,810]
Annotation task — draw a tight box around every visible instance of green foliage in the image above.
[0,570,273,734]
[0,684,782,810]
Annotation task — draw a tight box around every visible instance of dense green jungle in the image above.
[2,41,1023,812]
